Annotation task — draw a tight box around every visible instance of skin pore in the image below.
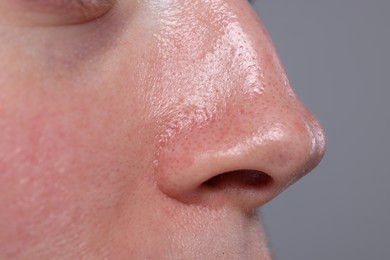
[0,0,326,259]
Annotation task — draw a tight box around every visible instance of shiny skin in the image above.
[0,0,326,259]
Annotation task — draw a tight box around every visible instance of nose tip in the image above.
[154,106,326,210]
[302,117,327,176]
[259,115,326,192]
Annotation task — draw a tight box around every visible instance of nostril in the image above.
[202,170,273,190]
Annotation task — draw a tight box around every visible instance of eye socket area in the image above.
[2,0,116,25]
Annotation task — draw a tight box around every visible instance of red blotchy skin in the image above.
[0,0,326,259]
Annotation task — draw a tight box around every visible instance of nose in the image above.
[152,1,326,211]
[155,111,326,211]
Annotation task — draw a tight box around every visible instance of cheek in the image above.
[0,73,156,255]
[0,11,162,249]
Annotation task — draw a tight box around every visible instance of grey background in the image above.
[251,1,390,259]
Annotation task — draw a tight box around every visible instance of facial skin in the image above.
[0,0,326,259]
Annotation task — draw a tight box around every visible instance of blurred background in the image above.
[251,1,390,259]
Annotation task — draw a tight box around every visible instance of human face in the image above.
[0,0,326,259]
